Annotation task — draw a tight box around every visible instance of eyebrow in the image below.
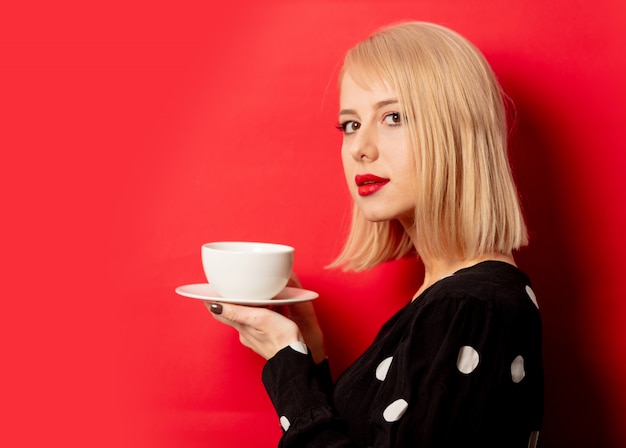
[338,98,399,117]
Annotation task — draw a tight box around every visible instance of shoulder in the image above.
[421,261,539,314]
[375,261,541,352]
[404,261,541,343]
[399,261,542,368]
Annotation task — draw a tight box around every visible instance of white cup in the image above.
[201,242,294,299]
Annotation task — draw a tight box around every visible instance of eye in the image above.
[337,120,361,135]
[383,112,402,126]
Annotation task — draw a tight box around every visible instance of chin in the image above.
[357,205,414,226]
[354,196,413,223]
[359,209,394,223]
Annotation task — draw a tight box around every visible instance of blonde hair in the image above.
[331,22,528,271]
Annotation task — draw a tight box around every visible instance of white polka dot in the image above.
[526,285,539,309]
[288,341,308,355]
[383,399,408,422]
[528,430,540,448]
[375,357,393,381]
[279,415,290,431]
[511,355,526,383]
[457,345,480,374]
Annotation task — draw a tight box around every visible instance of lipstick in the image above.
[355,174,390,196]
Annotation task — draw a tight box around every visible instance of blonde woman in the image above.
[208,22,543,447]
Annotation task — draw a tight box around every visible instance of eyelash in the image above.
[336,113,402,134]
[385,113,402,125]
[336,121,358,133]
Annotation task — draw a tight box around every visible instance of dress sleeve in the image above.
[262,343,356,447]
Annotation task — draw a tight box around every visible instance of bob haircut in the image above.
[331,22,528,271]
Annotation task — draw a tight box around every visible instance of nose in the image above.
[349,124,378,162]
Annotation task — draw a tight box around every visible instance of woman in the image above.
[208,21,543,447]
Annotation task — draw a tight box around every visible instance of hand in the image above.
[207,272,326,363]
[207,302,303,360]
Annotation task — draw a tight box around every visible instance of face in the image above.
[338,72,417,225]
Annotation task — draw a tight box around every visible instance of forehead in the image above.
[339,71,397,107]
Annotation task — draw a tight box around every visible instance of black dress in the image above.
[262,261,544,447]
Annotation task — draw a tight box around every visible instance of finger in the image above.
[206,302,223,315]
[205,304,252,342]
[204,302,239,329]
[206,301,273,328]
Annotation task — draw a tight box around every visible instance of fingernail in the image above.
[209,303,223,315]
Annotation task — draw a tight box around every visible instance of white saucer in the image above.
[175,284,319,306]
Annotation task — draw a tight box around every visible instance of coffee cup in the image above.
[201,242,295,300]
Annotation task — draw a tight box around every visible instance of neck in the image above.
[399,220,516,301]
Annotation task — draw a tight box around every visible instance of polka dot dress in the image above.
[262,261,543,447]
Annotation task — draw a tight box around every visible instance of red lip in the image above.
[355,174,390,196]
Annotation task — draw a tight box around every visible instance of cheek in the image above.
[340,147,358,196]
[340,145,352,177]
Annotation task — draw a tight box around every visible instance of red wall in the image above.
[2,1,625,447]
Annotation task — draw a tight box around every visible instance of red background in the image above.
[1,1,625,447]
